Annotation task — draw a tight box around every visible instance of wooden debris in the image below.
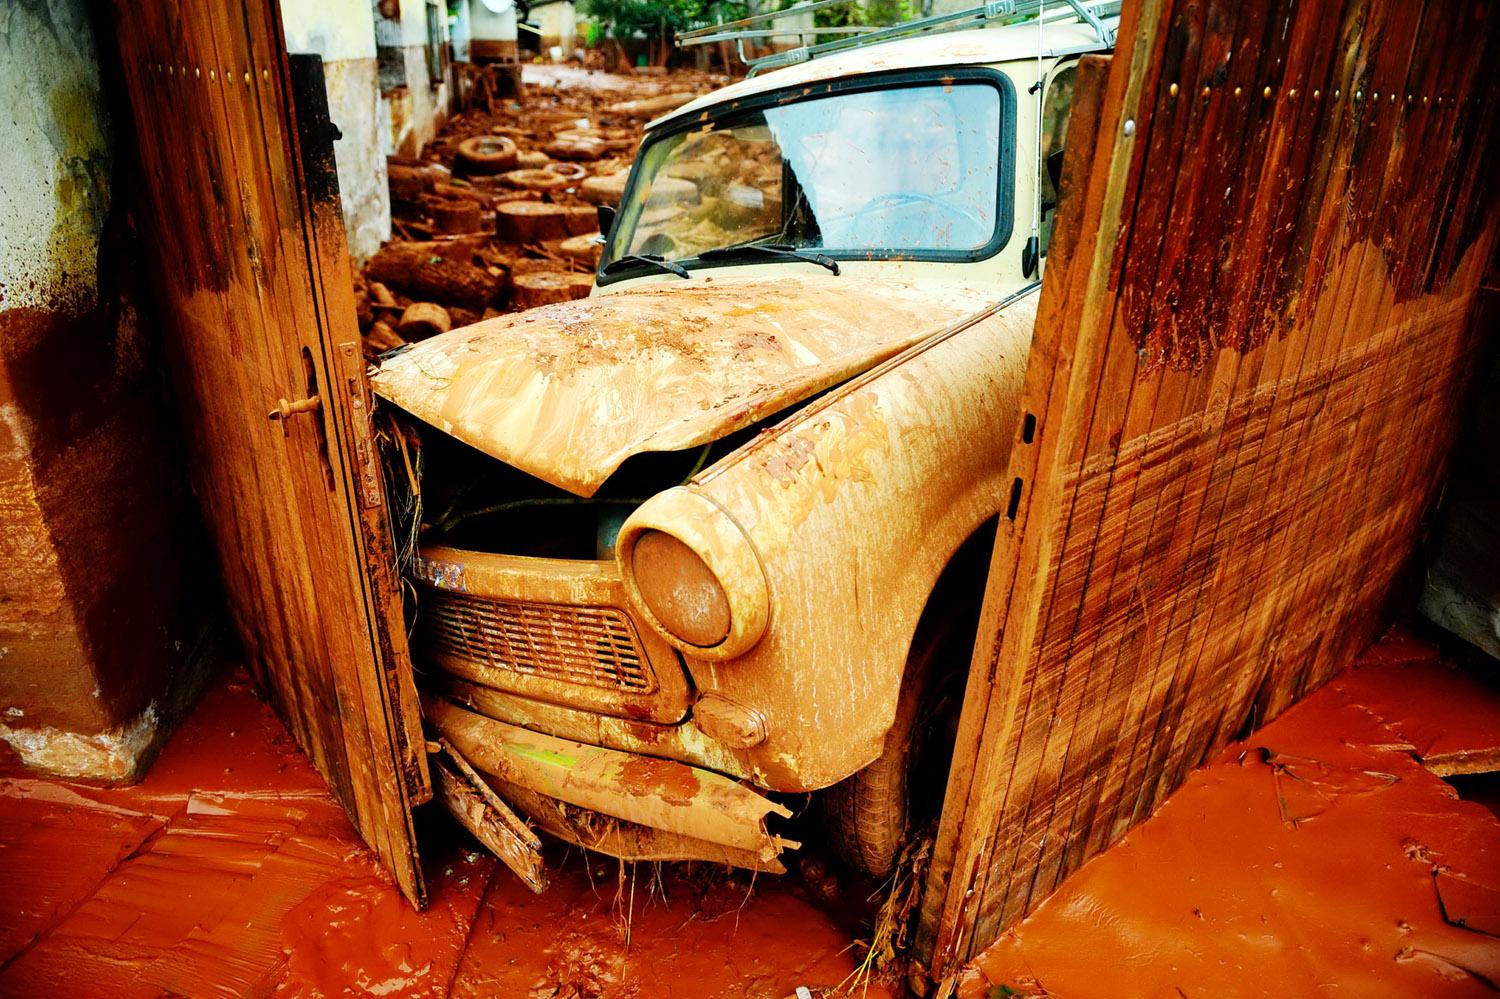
[397,302,452,341]
[432,182,492,207]
[562,205,598,236]
[546,162,588,182]
[388,158,447,202]
[364,319,406,359]
[545,133,608,161]
[366,243,504,310]
[456,134,519,174]
[368,281,397,308]
[580,171,630,206]
[497,168,570,194]
[496,202,573,243]
[558,232,603,268]
[433,200,484,235]
[605,91,699,118]
[364,67,728,326]
[513,271,592,309]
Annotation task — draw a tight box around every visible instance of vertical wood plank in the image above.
[919,0,1500,981]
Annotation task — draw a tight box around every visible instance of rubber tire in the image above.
[817,612,956,878]
[456,135,519,174]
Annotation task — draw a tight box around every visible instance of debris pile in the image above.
[354,67,725,361]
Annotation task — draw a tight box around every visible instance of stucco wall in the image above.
[0,0,213,779]
[536,2,576,54]
[376,0,452,158]
[280,0,391,262]
[0,0,110,315]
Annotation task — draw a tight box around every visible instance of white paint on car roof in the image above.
[648,21,1108,131]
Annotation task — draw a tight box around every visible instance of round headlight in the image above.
[617,487,769,660]
[631,530,731,647]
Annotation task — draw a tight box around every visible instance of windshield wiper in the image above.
[697,243,840,275]
[600,254,690,279]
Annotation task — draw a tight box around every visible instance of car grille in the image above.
[424,590,658,693]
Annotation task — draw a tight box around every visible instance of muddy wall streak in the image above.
[0,0,214,778]
[375,0,454,158]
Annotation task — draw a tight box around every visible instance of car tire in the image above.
[818,606,969,878]
[456,135,519,174]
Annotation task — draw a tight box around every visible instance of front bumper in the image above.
[414,544,795,872]
[427,696,794,872]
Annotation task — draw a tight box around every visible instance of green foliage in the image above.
[774,0,921,28]
[582,0,747,40]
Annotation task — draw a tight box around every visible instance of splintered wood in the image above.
[919,0,1500,979]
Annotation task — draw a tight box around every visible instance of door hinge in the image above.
[340,341,385,509]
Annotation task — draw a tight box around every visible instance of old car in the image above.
[371,12,1113,878]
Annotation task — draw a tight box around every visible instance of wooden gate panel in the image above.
[920,0,1500,977]
[107,0,428,904]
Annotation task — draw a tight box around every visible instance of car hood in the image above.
[369,276,996,497]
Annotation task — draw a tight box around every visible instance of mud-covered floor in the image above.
[0,668,893,998]
[1,629,1496,997]
[962,630,1500,998]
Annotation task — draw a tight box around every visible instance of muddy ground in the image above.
[0,664,901,998]
[2,628,1496,997]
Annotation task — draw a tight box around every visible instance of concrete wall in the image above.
[0,0,214,779]
[535,1,576,55]
[469,0,518,61]
[376,0,453,158]
[281,0,391,262]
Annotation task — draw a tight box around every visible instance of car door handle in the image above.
[268,394,322,435]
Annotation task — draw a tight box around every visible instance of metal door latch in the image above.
[268,394,322,435]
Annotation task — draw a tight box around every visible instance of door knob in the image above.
[268,394,321,435]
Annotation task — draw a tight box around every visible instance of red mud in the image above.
[0,670,894,998]
[3,630,1495,997]
[961,630,1500,998]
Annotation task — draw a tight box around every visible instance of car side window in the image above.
[1039,61,1078,258]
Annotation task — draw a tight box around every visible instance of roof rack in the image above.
[678,0,1119,76]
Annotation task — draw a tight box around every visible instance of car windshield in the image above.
[601,77,1007,275]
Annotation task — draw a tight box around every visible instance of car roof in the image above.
[648,21,1109,131]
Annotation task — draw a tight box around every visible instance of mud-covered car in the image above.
[373,19,1108,878]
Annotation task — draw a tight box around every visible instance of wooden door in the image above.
[106,0,431,905]
[917,0,1500,982]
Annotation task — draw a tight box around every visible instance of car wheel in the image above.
[818,605,972,878]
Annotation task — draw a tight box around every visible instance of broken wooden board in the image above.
[435,740,548,893]
[919,0,1500,980]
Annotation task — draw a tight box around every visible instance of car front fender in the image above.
[668,292,1037,792]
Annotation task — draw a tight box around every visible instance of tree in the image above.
[582,0,746,65]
